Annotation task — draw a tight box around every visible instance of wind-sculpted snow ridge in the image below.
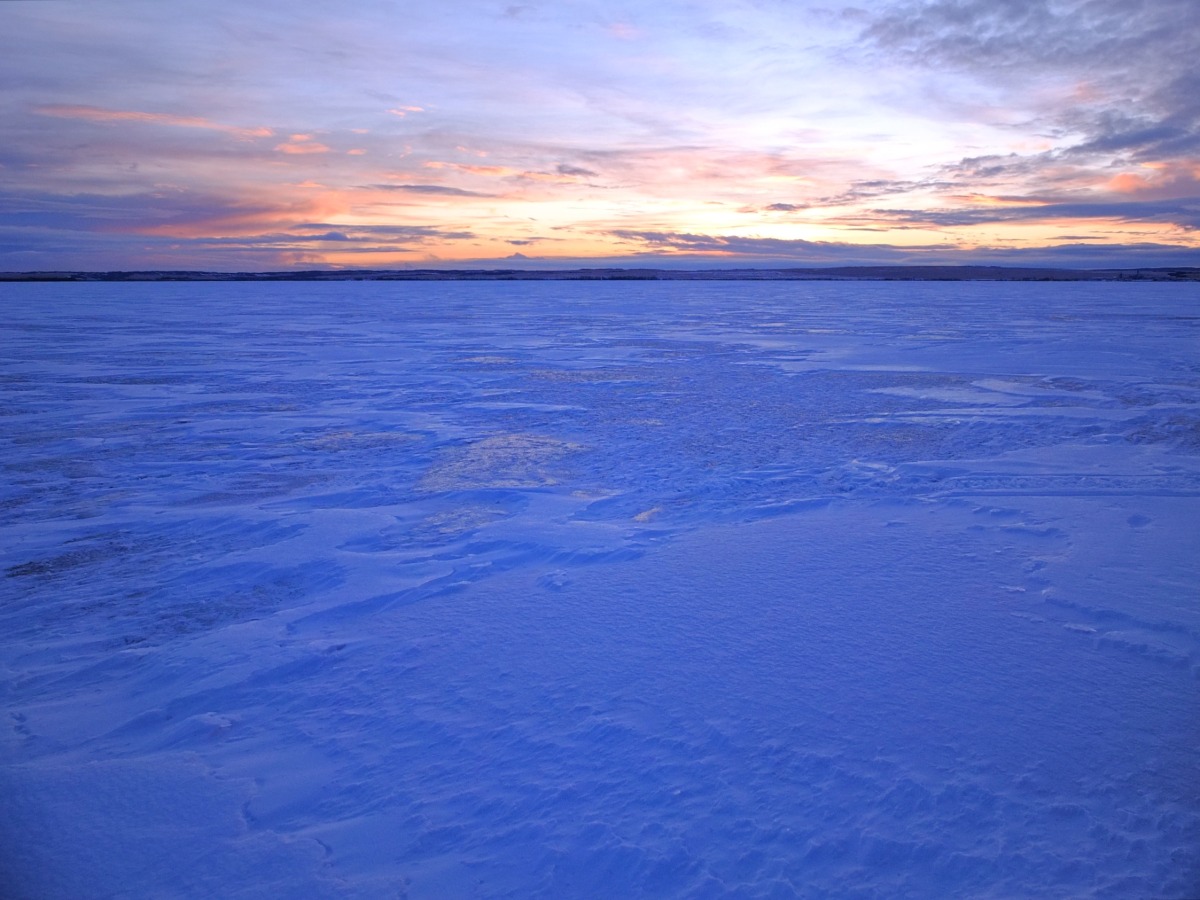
[1,281,1198,898]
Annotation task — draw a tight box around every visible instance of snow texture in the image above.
[1,280,1198,898]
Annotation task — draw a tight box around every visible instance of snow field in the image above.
[2,280,1198,897]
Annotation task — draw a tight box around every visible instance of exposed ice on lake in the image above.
[1,280,1198,898]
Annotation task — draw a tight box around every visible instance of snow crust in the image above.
[2,280,1198,898]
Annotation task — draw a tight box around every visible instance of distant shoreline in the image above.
[3,265,1199,283]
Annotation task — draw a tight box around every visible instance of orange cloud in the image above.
[388,106,425,117]
[35,104,272,139]
[1106,160,1200,198]
[128,193,346,239]
[1108,173,1151,194]
[425,161,517,176]
[275,134,331,154]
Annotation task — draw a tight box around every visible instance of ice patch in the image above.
[418,434,585,491]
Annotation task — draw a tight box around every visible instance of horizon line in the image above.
[4,263,1199,283]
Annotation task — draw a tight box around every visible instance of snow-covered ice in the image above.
[1,280,1198,898]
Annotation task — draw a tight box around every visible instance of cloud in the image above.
[275,134,332,154]
[603,227,1200,269]
[425,162,515,177]
[862,0,1200,162]
[853,197,1200,232]
[1103,161,1200,201]
[180,231,353,247]
[863,0,1198,74]
[34,104,272,139]
[297,223,476,242]
[369,183,491,197]
[607,229,909,260]
[818,179,942,206]
[422,160,588,185]
[0,188,325,236]
[7,2,1200,271]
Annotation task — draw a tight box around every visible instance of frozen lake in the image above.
[2,280,1198,898]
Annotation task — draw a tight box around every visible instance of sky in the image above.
[2,0,1199,271]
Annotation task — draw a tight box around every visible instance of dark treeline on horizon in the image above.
[4,266,1200,283]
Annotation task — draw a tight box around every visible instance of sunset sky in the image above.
[2,0,1199,270]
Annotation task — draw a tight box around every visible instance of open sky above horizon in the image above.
[2,0,1199,271]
